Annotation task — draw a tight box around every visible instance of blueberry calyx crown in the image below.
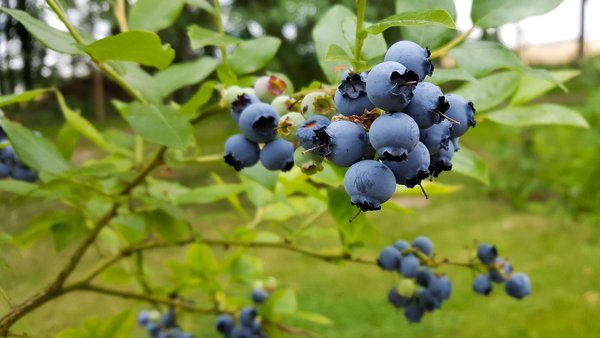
[404,169,431,188]
[434,96,451,124]
[425,47,434,76]
[223,154,244,171]
[313,126,332,157]
[381,149,408,162]
[339,72,368,100]
[232,94,255,115]
[390,69,419,96]
[252,116,276,135]
[468,101,477,127]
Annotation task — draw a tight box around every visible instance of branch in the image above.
[430,27,475,59]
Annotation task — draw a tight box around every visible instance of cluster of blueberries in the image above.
[473,243,531,299]
[378,236,452,323]
[137,307,193,338]
[223,40,476,212]
[215,287,269,338]
[0,123,38,182]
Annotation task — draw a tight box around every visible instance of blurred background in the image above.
[0,0,599,337]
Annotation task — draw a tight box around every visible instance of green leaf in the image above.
[188,25,242,49]
[123,103,194,149]
[285,311,333,325]
[56,311,134,338]
[325,44,353,62]
[0,8,83,55]
[327,189,378,250]
[54,91,126,155]
[0,88,53,107]
[510,69,580,106]
[395,0,457,49]
[84,31,175,69]
[176,184,245,204]
[452,147,490,185]
[449,41,522,76]
[154,57,219,99]
[264,289,298,320]
[228,254,263,283]
[142,209,189,242]
[454,71,520,113]
[472,0,563,28]
[180,80,218,114]
[112,214,147,244]
[0,180,37,196]
[241,165,278,191]
[395,181,462,196]
[186,0,215,13]
[109,62,162,104]
[216,64,238,86]
[56,123,79,160]
[228,37,281,75]
[2,119,71,173]
[129,0,186,32]
[187,243,218,276]
[364,10,455,35]
[485,104,589,128]
[429,68,477,85]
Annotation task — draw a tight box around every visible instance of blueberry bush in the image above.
[0,0,588,337]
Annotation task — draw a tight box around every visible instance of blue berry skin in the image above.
[383,142,430,188]
[429,275,452,301]
[505,273,531,299]
[429,138,454,178]
[490,258,513,283]
[404,82,449,129]
[416,269,435,287]
[377,246,402,271]
[400,254,420,278]
[161,307,177,328]
[239,306,257,327]
[177,332,193,338]
[384,40,434,82]
[369,112,420,161]
[473,274,493,295]
[10,163,37,182]
[317,120,367,167]
[444,94,476,138]
[477,243,498,265]
[388,287,410,308]
[224,135,260,171]
[231,94,261,123]
[419,120,452,156]
[334,71,375,116]
[451,137,460,152]
[393,240,411,253]
[366,61,419,112]
[0,163,10,178]
[296,115,330,149]
[136,310,151,326]
[0,123,6,139]
[239,103,279,143]
[260,138,294,171]
[230,325,253,338]
[343,160,397,211]
[418,288,441,312]
[412,236,433,256]
[146,322,160,337]
[404,302,424,323]
[252,288,268,304]
[216,314,235,334]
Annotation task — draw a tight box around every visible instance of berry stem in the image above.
[352,0,367,71]
[213,0,228,66]
[430,26,475,59]
[418,183,429,200]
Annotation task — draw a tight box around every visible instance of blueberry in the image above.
[404,82,449,129]
[343,160,397,211]
[473,274,493,295]
[398,278,417,298]
[429,275,452,301]
[384,40,434,82]
[146,322,160,337]
[504,273,531,299]
[0,122,6,140]
[429,137,455,177]
[366,61,418,112]
[400,254,420,278]
[418,288,440,312]
[251,288,268,304]
[315,120,367,167]
[416,269,435,287]
[388,287,410,308]
[361,138,376,160]
[0,162,11,178]
[300,92,335,117]
[412,236,433,256]
[224,86,256,105]
[137,310,151,326]
[451,137,460,152]
[161,307,177,328]
[231,93,261,123]
[293,147,324,175]
[477,243,498,265]
[334,71,375,116]
[250,320,262,335]
[224,135,260,171]
[260,138,294,171]
[489,258,513,283]
[0,144,16,162]
[295,115,330,150]
[404,302,424,323]
[239,306,257,327]
[377,246,402,271]
[230,325,253,338]
[393,240,411,253]
[10,163,37,182]
[444,94,476,138]
[369,112,420,161]
[176,332,193,338]
[216,314,235,334]
[383,141,430,188]
[239,102,279,143]
[277,112,305,141]
[254,75,287,102]
[419,120,452,156]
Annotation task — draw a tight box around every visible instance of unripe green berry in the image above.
[254,75,288,102]
[293,147,324,175]
[278,112,305,141]
[264,276,278,291]
[223,86,255,106]
[271,95,296,115]
[300,92,335,118]
[398,279,417,298]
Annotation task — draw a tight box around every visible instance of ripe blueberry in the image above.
[366,61,418,112]
[384,40,434,82]
[333,70,375,116]
[260,138,294,171]
[239,102,279,143]
[377,246,402,270]
[420,120,452,156]
[477,243,498,265]
[315,120,367,167]
[404,82,449,129]
[224,135,260,171]
[216,314,235,334]
[369,112,420,161]
[429,139,454,177]
[383,141,430,188]
[473,274,493,295]
[404,302,424,323]
[444,94,476,138]
[489,258,513,283]
[400,254,420,278]
[504,273,531,299]
[343,160,397,211]
[239,306,257,327]
[295,115,331,150]
[412,236,433,256]
[388,287,410,308]
[230,93,261,124]
[252,288,268,304]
